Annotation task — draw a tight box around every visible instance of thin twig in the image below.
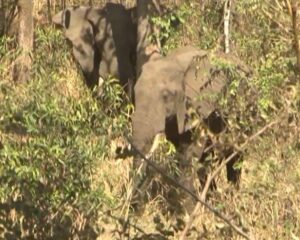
[98,210,148,236]
[274,0,283,11]
[261,8,291,35]
[224,0,231,54]
[179,120,278,240]
[286,0,292,16]
[152,0,162,15]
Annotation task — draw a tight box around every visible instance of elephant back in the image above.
[52,4,137,90]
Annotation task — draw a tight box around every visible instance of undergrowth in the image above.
[0,26,131,239]
[0,0,300,239]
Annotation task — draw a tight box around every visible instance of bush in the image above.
[1,0,300,239]
[0,26,131,239]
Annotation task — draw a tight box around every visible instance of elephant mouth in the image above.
[114,133,165,160]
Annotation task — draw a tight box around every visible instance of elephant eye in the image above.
[162,89,171,102]
[74,44,86,56]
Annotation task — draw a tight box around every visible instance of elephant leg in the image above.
[203,111,243,186]
[205,115,242,186]
[195,137,217,191]
[130,130,159,211]
[164,115,217,192]
[165,116,195,189]
[132,133,162,186]
[162,118,197,212]
[165,115,180,148]
[130,155,151,213]
[171,136,218,213]
[204,110,227,134]
[225,147,242,187]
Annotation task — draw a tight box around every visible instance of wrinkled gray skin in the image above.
[132,46,207,154]
[132,46,223,154]
[132,46,247,185]
[52,3,136,98]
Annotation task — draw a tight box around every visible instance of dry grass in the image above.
[52,59,85,99]
[2,0,299,239]
[94,122,300,239]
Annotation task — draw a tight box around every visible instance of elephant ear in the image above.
[52,8,76,31]
[52,7,93,43]
[71,20,95,74]
[165,47,207,134]
[53,7,96,76]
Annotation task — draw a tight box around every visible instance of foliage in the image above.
[155,1,300,239]
[150,3,193,53]
[1,0,300,239]
[0,26,131,239]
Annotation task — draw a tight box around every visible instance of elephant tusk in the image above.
[98,76,104,87]
[146,133,164,158]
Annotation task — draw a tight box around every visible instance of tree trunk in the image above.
[0,0,4,36]
[47,0,52,23]
[136,0,161,77]
[13,0,33,82]
[223,0,231,54]
[292,0,300,74]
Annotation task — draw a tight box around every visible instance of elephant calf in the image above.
[131,46,251,191]
[52,3,137,99]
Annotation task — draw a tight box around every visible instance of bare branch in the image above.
[261,8,291,35]
[286,0,292,16]
[224,0,231,54]
[179,120,278,240]
[152,0,162,14]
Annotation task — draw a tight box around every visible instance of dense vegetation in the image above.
[0,0,299,239]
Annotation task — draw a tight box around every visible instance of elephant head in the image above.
[52,4,137,96]
[53,6,100,88]
[131,46,250,156]
[131,46,208,156]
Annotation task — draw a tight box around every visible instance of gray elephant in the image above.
[131,46,251,189]
[52,3,137,98]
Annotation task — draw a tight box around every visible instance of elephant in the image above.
[131,46,251,194]
[52,3,137,99]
